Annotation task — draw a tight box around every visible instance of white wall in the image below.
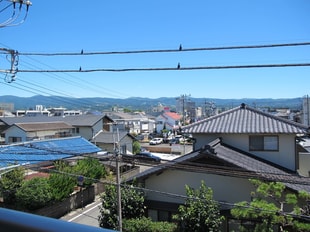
[298,152,310,177]
[144,170,255,205]
[194,133,297,171]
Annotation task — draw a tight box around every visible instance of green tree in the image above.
[173,181,223,232]
[0,166,25,204]
[132,140,141,154]
[47,161,76,201]
[98,183,145,230]
[73,157,106,186]
[16,177,53,210]
[231,179,310,232]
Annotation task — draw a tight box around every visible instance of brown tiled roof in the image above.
[15,122,73,132]
[183,103,308,134]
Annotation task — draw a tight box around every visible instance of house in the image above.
[0,114,114,143]
[3,121,73,144]
[91,131,135,155]
[155,112,182,133]
[127,103,310,230]
[107,111,155,134]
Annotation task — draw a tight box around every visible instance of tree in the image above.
[0,166,25,204]
[132,140,141,154]
[16,177,53,210]
[98,183,145,230]
[73,157,106,186]
[46,161,75,201]
[173,181,224,232]
[231,179,310,232]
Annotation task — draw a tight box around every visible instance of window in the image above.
[249,135,278,151]
[9,137,22,143]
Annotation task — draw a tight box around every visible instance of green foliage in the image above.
[0,167,25,204]
[48,160,76,201]
[73,157,106,186]
[98,183,145,230]
[133,140,141,154]
[16,177,53,210]
[231,179,310,232]
[173,180,224,232]
[123,217,177,232]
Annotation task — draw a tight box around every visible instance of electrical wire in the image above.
[13,42,310,56]
[0,156,309,221]
[8,63,310,73]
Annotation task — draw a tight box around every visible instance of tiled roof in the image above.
[92,131,133,143]
[0,136,101,168]
[183,103,308,134]
[164,112,181,120]
[128,138,310,193]
[14,122,72,132]
[0,115,106,127]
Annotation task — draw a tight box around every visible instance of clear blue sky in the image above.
[1,0,309,99]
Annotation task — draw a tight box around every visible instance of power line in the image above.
[9,63,310,73]
[13,42,310,56]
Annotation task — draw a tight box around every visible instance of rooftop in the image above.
[183,103,308,134]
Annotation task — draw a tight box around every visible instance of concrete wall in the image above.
[33,186,96,218]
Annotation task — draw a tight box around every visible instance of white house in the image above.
[155,112,182,133]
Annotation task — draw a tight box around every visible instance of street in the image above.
[60,196,102,228]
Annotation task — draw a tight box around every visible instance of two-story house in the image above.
[127,103,310,230]
[3,121,73,143]
[155,112,182,133]
[107,111,155,134]
[0,114,114,143]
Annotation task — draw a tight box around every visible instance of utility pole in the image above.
[114,128,122,232]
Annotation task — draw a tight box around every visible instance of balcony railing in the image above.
[0,207,117,232]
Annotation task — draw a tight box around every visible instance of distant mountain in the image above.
[0,95,303,112]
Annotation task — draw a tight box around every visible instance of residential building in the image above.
[107,111,155,134]
[0,114,114,143]
[155,111,181,133]
[127,103,310,230]
[92,131,135,154]
[4,121,73,143]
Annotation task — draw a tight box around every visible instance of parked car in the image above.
[134,152,161,163]
[149,138,163,145]
[122,152,161,164]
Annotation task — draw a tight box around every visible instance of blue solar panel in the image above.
[0,136,101,168]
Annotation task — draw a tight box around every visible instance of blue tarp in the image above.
[0,136,101,168]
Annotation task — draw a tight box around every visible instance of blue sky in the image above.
[0,1,309,99]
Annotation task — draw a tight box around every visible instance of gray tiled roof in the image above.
[0,115,105,127]
[128,138,310,193]
[183,103,309,134]
[92,131,132,143]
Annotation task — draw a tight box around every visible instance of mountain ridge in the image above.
[0,95,303,111]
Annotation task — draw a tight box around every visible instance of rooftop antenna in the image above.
[0,0,32,28]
